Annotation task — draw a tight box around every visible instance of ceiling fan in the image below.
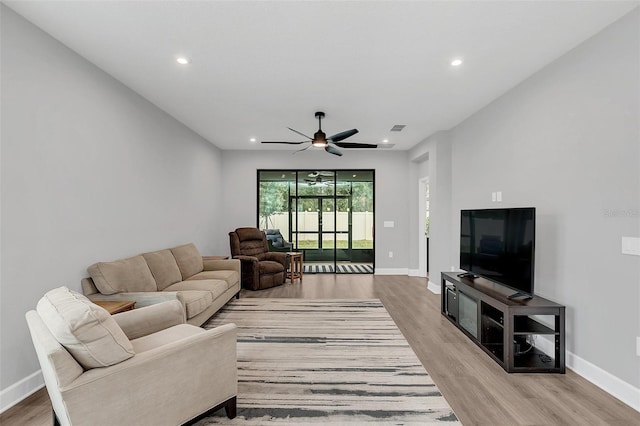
[261,112,377,156]
[304,172,334,185]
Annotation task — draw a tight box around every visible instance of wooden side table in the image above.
[93,300,136,315]
[286,252,303,283]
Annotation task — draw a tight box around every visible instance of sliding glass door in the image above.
[257,170,374,274]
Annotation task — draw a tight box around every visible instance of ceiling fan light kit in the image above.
[261,111,378,156]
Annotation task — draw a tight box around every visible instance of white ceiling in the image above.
[5,0,639,153]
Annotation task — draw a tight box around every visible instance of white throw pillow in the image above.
[36,286,135,369]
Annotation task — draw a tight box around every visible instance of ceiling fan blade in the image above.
[308,171,334,177]
[333,141,378,149]
[261,141,307,145]
[325,145,343,156]
[294,144,312,154]
[287,127,313,140]
[327,129,358,143]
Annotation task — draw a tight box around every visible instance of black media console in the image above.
[441,272,565,373]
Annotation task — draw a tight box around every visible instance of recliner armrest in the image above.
[233,255,258,264]
[264,251,288,267]
[113,300,185,340]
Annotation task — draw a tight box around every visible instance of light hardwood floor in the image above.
[3,274,639,425]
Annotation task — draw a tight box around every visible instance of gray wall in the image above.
[450,9,639,387]
[0,6,225,398]
[220,150,410,270]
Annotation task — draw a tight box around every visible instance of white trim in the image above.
[0,370,44,414]
[408,269,423,277]
[374,268,409,275]
[567,351,640,412]
[427,280,441,294]
[418,177,429,277]
[533,336,639,412]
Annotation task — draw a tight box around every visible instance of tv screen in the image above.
[460,207,535,297]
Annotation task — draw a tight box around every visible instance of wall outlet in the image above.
[491,192,497,202]
[388,251,393,258]
[451,266,455,272]
[496,191,502,202]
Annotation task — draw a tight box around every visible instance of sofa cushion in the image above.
[88,255,157,295]
[170,243,204,280]
[164,280,229,300]
[36,286,134,369]
[187,270,240,290]
[142,250,182,291]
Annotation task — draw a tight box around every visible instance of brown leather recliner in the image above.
[229,227,288,290]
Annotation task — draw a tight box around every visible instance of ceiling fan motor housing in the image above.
[312,130,327,147]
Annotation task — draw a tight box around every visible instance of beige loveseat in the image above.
[82,243,240,325]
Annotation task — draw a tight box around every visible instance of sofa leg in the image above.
[182,396,237,425]
[235,291,240,299]
[225,396,237,419]
[53,409,60,426]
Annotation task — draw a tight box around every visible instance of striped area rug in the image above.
[304,264,374,274]
[200,299,459,425]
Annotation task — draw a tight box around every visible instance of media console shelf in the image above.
[441,272,565,373]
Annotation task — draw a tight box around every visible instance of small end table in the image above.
[93,300,136,315]
[286,252,303,283]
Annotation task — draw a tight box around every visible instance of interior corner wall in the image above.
[0,6,224,405]
[449,8,639,390]
[219,150,410,270]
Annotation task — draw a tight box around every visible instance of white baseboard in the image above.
[533,336,639,412]
[374,268,409,275]
[408,269,421,277]
[567,351,640,412]
[427,280,441,294]
[0,370,44,414]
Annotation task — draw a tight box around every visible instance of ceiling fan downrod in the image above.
[313,111,327,146]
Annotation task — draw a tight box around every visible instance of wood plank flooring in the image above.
[2,274,639,425]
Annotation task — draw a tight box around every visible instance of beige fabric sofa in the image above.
[26,288,237,426]
[82,243,240,325]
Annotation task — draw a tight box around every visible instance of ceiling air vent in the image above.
[390,125,406,132]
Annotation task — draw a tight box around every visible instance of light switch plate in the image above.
[622,237,640,256]
[383,221,394,228]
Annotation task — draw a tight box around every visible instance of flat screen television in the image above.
[460,207,535,299]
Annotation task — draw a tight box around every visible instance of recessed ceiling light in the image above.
[382,139,389,143]
[176,57,190,65]
[249,137,257,143]
[451,58,463,67]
